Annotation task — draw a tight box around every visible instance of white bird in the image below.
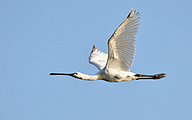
[50,8,166,82]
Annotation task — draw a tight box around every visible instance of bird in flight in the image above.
[50,8,166,82]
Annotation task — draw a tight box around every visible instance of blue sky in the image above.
[1,0,192,119]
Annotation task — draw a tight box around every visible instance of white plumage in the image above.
[50,8,166,82]
[106,9,139,72]
[89,45,108,70]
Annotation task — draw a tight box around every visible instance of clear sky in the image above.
[1,0,192,119]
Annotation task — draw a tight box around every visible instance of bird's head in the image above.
[72,72,83,79]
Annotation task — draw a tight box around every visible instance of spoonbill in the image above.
[50,8,166,82]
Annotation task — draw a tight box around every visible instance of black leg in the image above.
[135,73,166,80]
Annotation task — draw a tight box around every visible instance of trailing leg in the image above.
[135,73,166,80]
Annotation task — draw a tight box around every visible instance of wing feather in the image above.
[89,45,108,70]
[106,8,140,72]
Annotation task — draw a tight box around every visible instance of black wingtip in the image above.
[127,8,133,18]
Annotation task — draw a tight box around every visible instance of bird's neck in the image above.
[75,72,101,80]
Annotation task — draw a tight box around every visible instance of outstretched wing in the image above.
[89,45,108,70]
[106,8,140,72]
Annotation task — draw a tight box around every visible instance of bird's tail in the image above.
[135,73,166,80]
